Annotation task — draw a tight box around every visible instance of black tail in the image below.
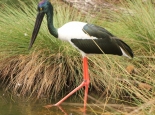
[116,38,134,58]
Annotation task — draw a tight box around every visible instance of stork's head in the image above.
[37,0,53,13]
[29,0,52,49]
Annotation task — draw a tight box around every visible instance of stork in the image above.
[29,0,134,111]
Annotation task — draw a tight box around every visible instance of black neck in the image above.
[46,4,58,38]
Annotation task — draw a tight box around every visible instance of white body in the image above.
[58,21,97,41]
[58,21,97,56]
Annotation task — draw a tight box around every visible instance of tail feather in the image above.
[116,39,134,58]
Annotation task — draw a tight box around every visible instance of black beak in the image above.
[29,12,45,49]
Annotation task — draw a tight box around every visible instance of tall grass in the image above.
[113,0,155,54]
[88,0,155,114]
[1,0,155,114]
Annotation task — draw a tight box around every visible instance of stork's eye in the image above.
[37,7,43,12]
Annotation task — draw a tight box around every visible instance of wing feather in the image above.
[70,23,134,58]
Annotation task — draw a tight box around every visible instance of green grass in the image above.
[113,0,155,54]
[0,0,155,114]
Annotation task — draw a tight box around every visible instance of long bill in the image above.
[29,12,45,49]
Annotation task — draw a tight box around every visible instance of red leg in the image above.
[54,81,85,106]
[83,57,89,110]
[44,57,90,110]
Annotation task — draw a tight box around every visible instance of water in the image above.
[0,89,89,115]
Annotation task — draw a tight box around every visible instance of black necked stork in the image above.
[29,0,133,110]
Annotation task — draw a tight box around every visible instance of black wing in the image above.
[71,24,133,58]
[82,23,114,38]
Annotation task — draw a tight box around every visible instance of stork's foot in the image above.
[43,104,53,109]
[44,103,61,108]
[79,107,87,113]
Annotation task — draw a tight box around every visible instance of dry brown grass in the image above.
[0,45,130,98]
[0,49,82,99]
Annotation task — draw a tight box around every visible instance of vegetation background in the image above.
[0,0,155,114]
